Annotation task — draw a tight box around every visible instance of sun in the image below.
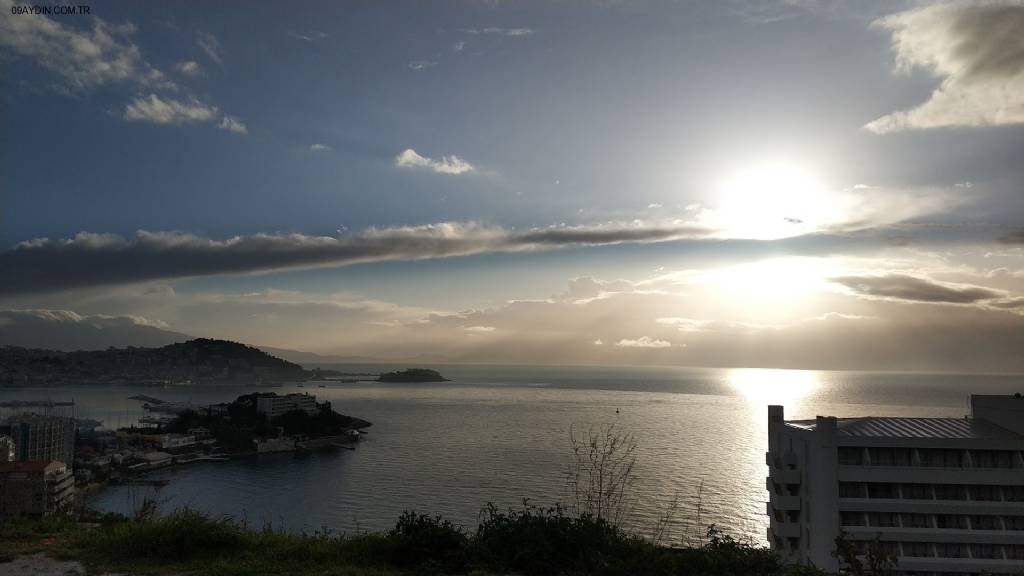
[728,368,820,406]
[710,162,844,240]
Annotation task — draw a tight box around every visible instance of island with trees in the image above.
[377,368,448,383]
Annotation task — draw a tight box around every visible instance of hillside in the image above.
[0,338,308,386]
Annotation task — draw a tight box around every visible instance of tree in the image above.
[565,423,638,525]
[833,531,897,576]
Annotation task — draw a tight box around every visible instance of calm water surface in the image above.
[3,365,1022,544]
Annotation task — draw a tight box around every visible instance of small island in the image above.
[377,368,448,383]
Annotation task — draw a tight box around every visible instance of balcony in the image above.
[838,466,1024,485]
[770,492,801,511]
[769,517,801,538]
[770,467,800,484]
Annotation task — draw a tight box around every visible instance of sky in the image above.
[1,0,1023,371]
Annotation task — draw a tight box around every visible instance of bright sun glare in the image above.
[712,163,845,240]
[728,368,820,406]
[710,257,827,303]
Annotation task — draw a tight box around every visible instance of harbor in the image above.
[1,389,371,516]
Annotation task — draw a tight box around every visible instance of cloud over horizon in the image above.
[866,1,1024,133]
[0,222,713,296]
[0,308,187,350]
[832,273,1006,304]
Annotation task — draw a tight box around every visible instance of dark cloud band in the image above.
[832,273,1003,304]
[0,223,711,296]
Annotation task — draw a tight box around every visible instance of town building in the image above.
[767,395,1024,575]
[255,393,318,419]
[0,460,75,517]
[157,433,197,450]
[0,435,13,462]
[0,413,75,467]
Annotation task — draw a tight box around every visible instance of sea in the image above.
[2,365,1022,545]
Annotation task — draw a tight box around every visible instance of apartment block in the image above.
[0,460,75,517]
[767,395,1024,575]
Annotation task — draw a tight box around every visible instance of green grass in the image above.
[0,515,81,560]
[2,506,826,576]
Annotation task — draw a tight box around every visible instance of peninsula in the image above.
[0,339,331,386]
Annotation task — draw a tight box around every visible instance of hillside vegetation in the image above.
[0,338,307,386]
[0,507,824,576]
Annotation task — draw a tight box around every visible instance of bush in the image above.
[473,502,657,576]
[75,509,245,562]
[382,511,469,573]
[50,505,827,576]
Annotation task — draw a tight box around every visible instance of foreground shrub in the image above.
[382,511,469,573]
[473,502,659,576]
[75,509,245,562]
[54,506,826,576]
[668,526,821,576]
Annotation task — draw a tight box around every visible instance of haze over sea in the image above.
[3,365,1022,544]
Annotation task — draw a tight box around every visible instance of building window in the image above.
[868,512,900,527]
[918,449,964,468]
[901,513,930,528]
[840,512,866,526]
[1006,486,1024,502]
[969,450,1015,469]
[935,543,969,558]
[902,542,933,557]
[1007,545,1024,560]
[839,482,866,498]
[933,485,968,501]
[1004,516,1024,530]
[868,447,913,466]
[838,447,864,465]
[901,484,933,500]
[935,515,969,530]
[867,483,899,499]
[969,515,1002,530]
[969,485,1002,501]
[969,544,1003,559]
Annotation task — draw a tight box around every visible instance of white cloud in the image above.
[655,317,711,332]
[453,41,465,52]
[0,0,171,91]
[394,148,475,175]
[463,27,535,36]
[866,2,1024,133]
[175,60,202,76]
[288,30,328,42]
[408,59,438,70]
[197,31,222,65]
[124,94,219,124]
[218,115,248,134]
[309,143,332,152]
[124,94,247,134]
[614,336,673,348]
[463,325,496,332]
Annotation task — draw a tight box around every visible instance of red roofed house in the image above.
[0,460,75,517]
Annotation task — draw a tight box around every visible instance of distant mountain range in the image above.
[0,338,310,386]
[0,308,372,367]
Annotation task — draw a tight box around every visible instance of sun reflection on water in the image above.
[728,368,820,407]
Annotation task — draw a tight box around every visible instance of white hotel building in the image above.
[255,393,319,419]
[767,395,1024,575]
